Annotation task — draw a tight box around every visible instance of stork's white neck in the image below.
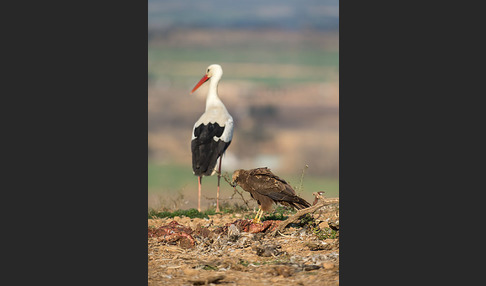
[205,74,226,111]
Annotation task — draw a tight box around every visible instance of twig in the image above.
[277,230,291,237]
[222,173,252,209]
[221,172,233,187]
[271,192,338,237]
[202,195,241,202]
[297,164,309,196]
[200,173,253,211]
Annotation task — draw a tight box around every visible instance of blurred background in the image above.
[148,0,339,210]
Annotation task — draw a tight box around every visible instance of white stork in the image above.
[190,64,234,212]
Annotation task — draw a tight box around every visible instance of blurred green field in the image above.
[148,47,338,85]
[148,162,195,192]
[148,161,338,210]
[148,48,338,68]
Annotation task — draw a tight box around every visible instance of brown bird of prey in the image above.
[231,167,311,223]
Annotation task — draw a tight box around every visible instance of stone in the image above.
[323,262,335,269]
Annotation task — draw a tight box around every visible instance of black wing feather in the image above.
[192,123,231,176]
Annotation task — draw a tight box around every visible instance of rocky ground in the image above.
[148,198,339,286]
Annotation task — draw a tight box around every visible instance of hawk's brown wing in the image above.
[247,167,294,194]
[242,168,311,210]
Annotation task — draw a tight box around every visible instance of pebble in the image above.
[318,221,329,229]
[182,267,199,276]
[323,262,335,269]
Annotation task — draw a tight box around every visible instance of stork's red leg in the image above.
[216,157,222,212]
[198,176,202,212]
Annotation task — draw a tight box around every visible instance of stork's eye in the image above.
[207,69,210,73]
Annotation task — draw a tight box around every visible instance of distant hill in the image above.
[148,0,339,31]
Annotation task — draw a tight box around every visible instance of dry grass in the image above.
[148,196,339,285]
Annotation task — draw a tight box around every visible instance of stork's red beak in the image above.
[191,75,210,93]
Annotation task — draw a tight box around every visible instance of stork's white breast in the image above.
[192,107,233,142]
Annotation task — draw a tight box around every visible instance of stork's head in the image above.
[191,64,223,93]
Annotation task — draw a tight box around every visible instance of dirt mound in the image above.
[148,197,339,285]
